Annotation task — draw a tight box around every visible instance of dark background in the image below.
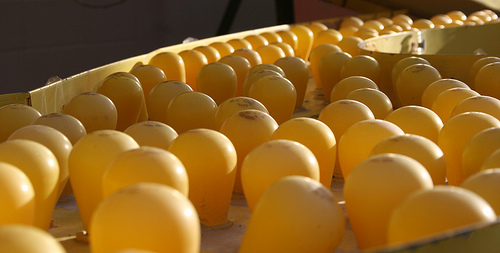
[0,0,496,94]
[0,0,278,94]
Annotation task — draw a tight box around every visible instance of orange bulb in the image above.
[97,72,144,131]
[270,41,295,57]
[102,146,189,198]
[341,55,382,87]
[358,27,379,36]
[209,41,235,58]
[330,75,379,103]
[276,30,298,52]
[289,25,313,61]
[214,96,269,130]
[193,45,221,63]
[461,168,500,214]
[388,186,496,246]
[385,105,443,144]
[443,19,464,27]
[255,44,286,64]
[382,24,404,33]
[168,128,237,226]
[32,112,87,145]
[430,14,453,26]
[0,224,66,252]
[353,29,378,40]
[166,91,218,134]
[239,176,345,253]
[345,88,393,119]
[371,134,447,185]
[0,139,59,230]
[318,51,352,102]
[124,120,178,150]
[318,99,375,142]
[248,75,297,124]
[259,31,282,44]
[306,21,328,39]
[90,183,200,253]
[412,19,435,30]
[247,63,285,77]
[309,44,342,89]
[178,49,208,91]
[377,17,393,27]
[469,11,492,23]
[243,34,269,50]
[469,56,500,89]
[232,48,262,67]
[392,14,413,26]
[226,38,252,50]
[355,27,378,36]
[274,56,309,107]
[462,127,500,179]
[338,26,359,38]
[392,56,430,90]
[318,99,375,178]
[361,20,384,32]
[218,54,252,97]
[8,125,72,199]
[482,9,498,20]
[451,95,500,121]
[393,20,412,31]
[129,64,167,103]
[395,63,442,106]
[421,78,469,109]
[0,162,35,226]
[62,92,118,133]
[271,117,336,188]
[465,16,484,25]
[68,130,139,232]
[338,119,404,178]
[147,80,193,123]
[220,109,278,193]
[475,62,500,100]
[438,112,500,186]
[380,29,397,35]
[242,69,283,97]
[131,61,143,69]
[340,16,364,29]
[241,139,320,212]
[312,29,343,48]
[430,87,479,123]
[147,51,186,82]
[345,153,433,250]
[337,36,363,56]
[196,62,237,105]
[0,104,41,142]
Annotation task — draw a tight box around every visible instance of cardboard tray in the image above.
[1,11,499,253]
